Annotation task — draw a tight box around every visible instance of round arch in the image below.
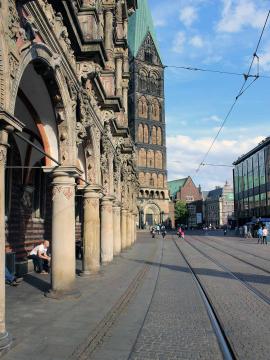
[144,202,161,227]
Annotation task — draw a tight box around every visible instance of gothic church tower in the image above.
[128,0,170,228]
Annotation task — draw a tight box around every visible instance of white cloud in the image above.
[202,115,222,123]
[166,133,264,189]
[179,6,198,27]
[217,0,267,33]
[172,31,186,53]
[189,35,204,48]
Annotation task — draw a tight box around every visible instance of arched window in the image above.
[139,149,146,167]
[152,173,158,188]
[152,126,157,144]
[143,124,149,143]
[149,71,161,96]
[138,96,148,118]
[155,151,163,169]
[151,99,160,121]
[138,123,143,143]
[158,174,164,188]
[157,127,162,145]
[138,69,148,92]
[147,150,154,168]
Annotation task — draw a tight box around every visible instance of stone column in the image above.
[0,112,24,355]
[133,213,137,244]
[105,9,113,52]
[101,196,114,264]
[122,86,128,114]
[115,57,123,97]
[121,208,127,250]
[113,202,121,256]
[81,185,101,276]
[46,167,81,299]
[126,211,132,248]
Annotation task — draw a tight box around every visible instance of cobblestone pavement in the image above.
[177,232,270,360]
[92,235,222,360]
[3,233,158,360]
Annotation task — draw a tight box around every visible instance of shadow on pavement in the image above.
[132,258,270,285]
[23,273,50,293]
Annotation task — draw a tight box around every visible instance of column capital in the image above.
[102,195,115,203]
[84,184,103,198]
[113,200,121,208]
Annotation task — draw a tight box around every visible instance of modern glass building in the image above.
[233,137,270,224]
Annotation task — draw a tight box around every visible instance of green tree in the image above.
[175,200,188,225]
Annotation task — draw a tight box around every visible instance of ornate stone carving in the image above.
[52,186,74,201]
[7,1,20,44]
[9,52,19,79]
[76,122,87,144]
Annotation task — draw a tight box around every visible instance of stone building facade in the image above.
[0,0,138,353]
[204,182,234,228]
[128,0,170,228]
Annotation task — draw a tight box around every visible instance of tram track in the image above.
[191,235,270,277]
[201,235,270,265]
[172,236,236,360]
[183,236,270,306]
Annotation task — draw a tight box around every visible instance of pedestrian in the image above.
[257,227,263,244]
[262,227,268,245]
[151,227,156,238]
[161,229,166,238]
[156,224,160,235]
[28,240,51,274]
[5,266,23,286]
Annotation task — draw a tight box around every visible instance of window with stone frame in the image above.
[158,173,164,188]
[143,124,149,143]
[138,96,148,118]
[157,127,162,145]
[152,126,157,144]
[151,98,160,121]
[138,69,148,92]
[155,151,163,169]
[139,148,147,167]
[138,123,144,143]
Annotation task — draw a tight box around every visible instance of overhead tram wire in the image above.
[195,10,270,174]
[132,57,270,79]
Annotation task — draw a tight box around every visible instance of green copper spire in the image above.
[128,0,161,58]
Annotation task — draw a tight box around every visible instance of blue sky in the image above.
[148,0,270,190]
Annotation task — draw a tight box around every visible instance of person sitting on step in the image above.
[5,266,23,286]
[28,240,51,274]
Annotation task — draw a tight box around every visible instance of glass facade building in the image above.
[233,138,270,224]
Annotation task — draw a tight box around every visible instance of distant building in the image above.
[204,182,234,228]
[233,137,270,225]
[168,177,202,203]
[168,177,203,227]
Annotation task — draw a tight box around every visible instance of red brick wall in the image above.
[177,178,202,203]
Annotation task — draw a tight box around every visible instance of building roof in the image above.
[167,178,188,198]
[233,136,270,165]
[128,0,161,58]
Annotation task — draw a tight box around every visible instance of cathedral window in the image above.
[138,96,148,118]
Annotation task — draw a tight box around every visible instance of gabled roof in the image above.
[128,0,161,58]
[167,178,188,198]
